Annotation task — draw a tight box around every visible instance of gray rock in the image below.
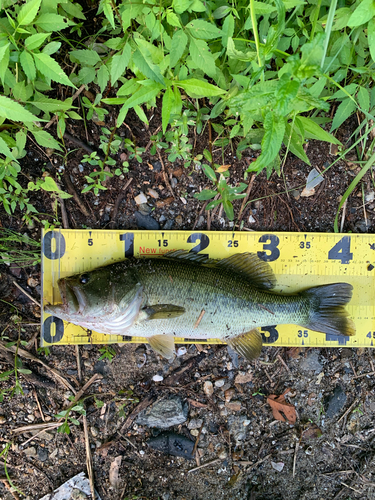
[228,416,250,446]
[37,446,48,462]
[24,446,37,457]
[163,219,174,230]
[147,431,194,459]
[324,386,347,418]
[138,203,152,215]
[187,418,203,430]
[299,351,323,374]
[159,215,166,223]
[152,161,162,172]
[136,395,188,428]
[171,177,178,188]
[135,212,160,230]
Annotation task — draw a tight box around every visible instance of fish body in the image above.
[45,251,355,360]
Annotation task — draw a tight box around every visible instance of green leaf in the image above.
[0,44,10,84]
[194,189,217,200]
[133,105,149,125]
[166,11,181,28]
[177,79,225,98]
[102,0,115,29]
[117,78,140,96]
[97,64,109,93]
[132,48,164,85]
[170,30,188,68]
[186,19,221,39]
[347,0,375,27]
[60,1,86,20]
[221,14,234,47]
[0,137,16,160]
[33,52,75,88]
[296,116,341,144]
[222,199,234,220]
[249,112,285,173]
[202,164,217,182]
[275,79,300,116]
[78,66,96,84]
[17,0,41,25]
[330,98,357,132]
[20,50,36,81]
[35,13,69,31]
[110,44,131,85]
[31,130,63,151]
[42,42,61,55]
[0,95,38,122]
[357,86,370,113]
[104,81,163,108]
[32,92,73,112]
[18,368,32,374]
[162,86,174,133]
[189,38,216,76]
[368,18,375,64]
[206,198,222,210]
[25,33,51,50]
[253,1,277,14]
[284,122,310,165]
[70,49,101,66]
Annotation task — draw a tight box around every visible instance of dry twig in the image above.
[157,148,175,198]
[188,458,222,473]
[12,281,39,307]
[83,414,96,499]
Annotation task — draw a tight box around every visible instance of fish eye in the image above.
[80,273,90,284]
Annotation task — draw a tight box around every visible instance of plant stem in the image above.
[249,0,261,68]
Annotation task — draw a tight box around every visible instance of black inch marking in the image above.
[43,231,66,260]
[257,234,280,262]
[260,325,279,344]
[368,264,374,271]
[325,333,349,345]
[120,232,134,258]
[370,243,375,250]
[328,236,353,264]
[187,233,210,254]
[42,316,64,343]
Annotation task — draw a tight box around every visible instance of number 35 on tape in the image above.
[41,230,375,348]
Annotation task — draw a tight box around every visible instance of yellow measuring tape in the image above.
[41,229,375,348]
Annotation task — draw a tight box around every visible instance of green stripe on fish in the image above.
[45,251,355,361]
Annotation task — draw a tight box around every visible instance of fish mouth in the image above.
[45,279,85,316]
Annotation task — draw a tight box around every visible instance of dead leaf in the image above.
[225,401,242,411]
[156,197,174,208]
[187,399,208,409]
[109,456,122,489]
[288,347,302,359]
[215,164,231,173]
[234,373,253,384]
[307,393,316,406]
[301,423,322,442]
[267,388,297,425]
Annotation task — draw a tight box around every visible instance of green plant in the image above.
[55,397,86,435]
[0,337,32,400]
[165,129,193,166]
[98,345,116,362]
[81,151,113,196]
[194,159,247,220]
[0,228,40,266]
[117,389,139,418]
[0,443,24,496]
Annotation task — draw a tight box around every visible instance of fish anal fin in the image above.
[227,328,263,361]
[145,304,185,319]
[217,253,276,290]
[149,334,175,359]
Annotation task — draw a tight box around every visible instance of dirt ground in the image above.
[1,108,375,500]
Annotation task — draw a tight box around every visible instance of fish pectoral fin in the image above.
[144,304,185,320]
[227,329,263,361]
[149,335,175,359]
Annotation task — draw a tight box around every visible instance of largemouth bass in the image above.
[45,251,355,360]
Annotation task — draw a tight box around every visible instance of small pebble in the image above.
[190,429,199,437]
[134,192,148,205]
[78,164,84,173]
[215,379,225,388]
[271,461,284,472]
[203,381,213,396]
[91,426,99,437]
[0,415,6,424]
[153,374,164,382]
[176,347,187,356]
[27,277,39,287]
[147,188,159,199]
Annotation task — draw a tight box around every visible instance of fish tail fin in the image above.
[302,283,356,337]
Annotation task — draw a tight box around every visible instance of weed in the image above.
[0,443,24,495]
[0,228,40,266]
[98,345,116,362]
[194,155,247,220]
[54,397,86,435]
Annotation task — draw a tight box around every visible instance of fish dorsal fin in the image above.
[149,334,175,359]
[163,250,217,265]
[227,329,263,361]
[216,253,276,290]
[144,304,185,320]
[163,250,276,290]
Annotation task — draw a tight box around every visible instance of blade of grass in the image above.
[321,0,337,69]
[334,151,375,232]
[249,0,261,68]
